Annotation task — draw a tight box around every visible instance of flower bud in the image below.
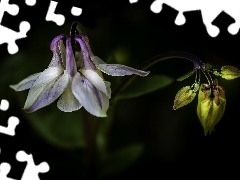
[221,65,240,80]
[173,86,196,110]
[197,84,226,136]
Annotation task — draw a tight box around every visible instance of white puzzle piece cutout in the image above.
[71,6,82,16]
[0,99,19,136]
[0,162,17,180]
[25,0,37,6]
[150,0,240,37]
[129,0,138,3]
[0,99,9,111]
[0,116,19,136]
[46,1,65,26]
[16,151,50,180]
[0,148,16,180]
[0,0,31,54]
[0,149,50,180]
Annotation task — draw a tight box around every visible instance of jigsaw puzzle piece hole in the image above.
[228,23,240,35]
[207,25,219,37]
[8,43,18,55]
[25,0,37,6]
[39,162,50,173]
[16,151,28,162]
[175,12,186,25]
[150,0,163,13]
[0,163,11,175]
[7,4,19,16]
[8,116,20,127]
[19,21,31,34]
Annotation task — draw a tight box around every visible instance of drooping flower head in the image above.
[197,81,226,136]
[10,22,149,117]
[171,52,240,135]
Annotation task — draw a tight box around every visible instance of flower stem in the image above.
[112,51,205,99]
[83,110,98,179]
[200,68,215,98]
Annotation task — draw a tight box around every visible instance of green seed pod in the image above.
[173,86,196,110]
[197,84,226,136]
[221,65,240,80]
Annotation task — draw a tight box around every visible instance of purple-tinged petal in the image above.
[96,64,150,77]
[24,71,69,112]
[10,73,41,91]
[80,69,108,96]
[74,36,96,70]
[72,72,109,117]
[23,67,65,112]
[66,38,77,76]
[50,34,66,51]
[49,35,66,68]
[78,34,94,56]
[91,55,150,77]
[57,81,82,112]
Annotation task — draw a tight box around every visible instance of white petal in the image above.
[81,69,108,96]
[49,36,66,68]
[96,64,150,77]
[72,72,109,117]
[57,81,82,112]
[10,73,41,91]
[31,67,63,88]
[24,71,69,112]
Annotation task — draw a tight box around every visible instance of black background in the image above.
[1,0,240,179]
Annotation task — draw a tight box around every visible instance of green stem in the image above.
[112,51,204,100]
[200,67,215,98]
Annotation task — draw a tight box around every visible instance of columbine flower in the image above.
[171,52,239,135]
[197,82,226,136]
[10,22,149,117]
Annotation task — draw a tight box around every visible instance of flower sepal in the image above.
[213,65,240,80]
[173,86,197,110]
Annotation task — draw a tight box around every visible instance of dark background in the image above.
[1,0,240,179]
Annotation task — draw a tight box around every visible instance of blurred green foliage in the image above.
[118,75,173,100]
[99,143,144,179]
